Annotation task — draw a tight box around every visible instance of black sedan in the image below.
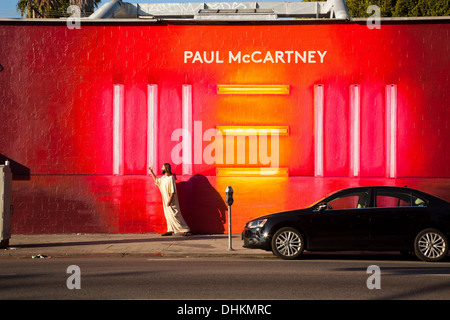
[242,186,450,262]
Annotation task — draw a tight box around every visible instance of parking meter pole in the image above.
[225,186,234,251]
[228,205,232,251]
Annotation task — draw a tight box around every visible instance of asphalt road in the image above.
[0,255,450,300]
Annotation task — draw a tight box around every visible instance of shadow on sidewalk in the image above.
[12,234,238,249]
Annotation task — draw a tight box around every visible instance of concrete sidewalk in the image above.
[0,233,274,259]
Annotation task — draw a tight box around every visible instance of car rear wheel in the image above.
[271,227,305,260]
[414,228,449,262]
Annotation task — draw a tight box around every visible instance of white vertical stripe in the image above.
[182,84,193,175]
[314,85,324,177]
[113,84,124,175]
[349,85,360,177]
[147,84,158,175]
[386,84,397,178]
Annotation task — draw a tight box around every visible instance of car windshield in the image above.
[308,190,341,208]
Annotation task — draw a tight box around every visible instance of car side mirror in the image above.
[316,203,327,212]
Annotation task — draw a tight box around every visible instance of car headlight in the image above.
[247,219,267,228]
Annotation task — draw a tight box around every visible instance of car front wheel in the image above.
[271,227,305,260]
[414,228,449,262]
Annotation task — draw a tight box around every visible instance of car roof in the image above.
[332,186,448,204]
[338,186,419,192]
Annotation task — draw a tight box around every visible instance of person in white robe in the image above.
[149,163,190,236]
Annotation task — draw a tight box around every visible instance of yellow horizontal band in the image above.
[217,85,290,95]
[216,167,289,177]
[216,126,289,136]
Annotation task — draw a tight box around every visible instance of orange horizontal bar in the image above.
[216,126,289,136]
[217,84,290,95]
[216,167,289,177]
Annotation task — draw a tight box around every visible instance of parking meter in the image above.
[225,186,234,250]
[225,186,234,206]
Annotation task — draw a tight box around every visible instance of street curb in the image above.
[0,252,274,259]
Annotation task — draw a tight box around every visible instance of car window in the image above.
[413,195,427,207]
[377,195,410,207]
[375,190,428,207]
[327,191,369,210]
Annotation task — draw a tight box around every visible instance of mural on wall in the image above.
[0,21,449,233]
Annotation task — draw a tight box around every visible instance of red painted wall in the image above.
[0,20,449,234]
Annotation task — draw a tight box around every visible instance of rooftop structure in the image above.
[88,0,350,21]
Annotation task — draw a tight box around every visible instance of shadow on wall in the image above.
[177,175,227,233]
[0,154,30,180]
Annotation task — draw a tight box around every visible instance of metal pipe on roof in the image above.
[88,0,123,19]
[331,0,350,19]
